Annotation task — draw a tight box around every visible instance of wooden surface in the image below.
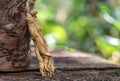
[0,48,120,81]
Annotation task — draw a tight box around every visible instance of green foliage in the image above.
[34,0,120,62]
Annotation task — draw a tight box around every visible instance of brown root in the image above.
[26,11,55,76]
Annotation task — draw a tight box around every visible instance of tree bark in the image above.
[0,0,31,71]
[88,0,97,16]
[27,0,36,12]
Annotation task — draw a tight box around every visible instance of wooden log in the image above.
[0,47,120,81]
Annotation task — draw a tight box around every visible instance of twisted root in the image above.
[26,11,55,76]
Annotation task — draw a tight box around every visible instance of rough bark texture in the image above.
[27,0,36,12]
[0,0,30,71]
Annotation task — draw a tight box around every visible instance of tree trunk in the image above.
[0,0,32,71]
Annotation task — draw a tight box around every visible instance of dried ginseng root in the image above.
[26,11,55,76]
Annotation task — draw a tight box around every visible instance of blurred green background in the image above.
[34,0,120,64]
